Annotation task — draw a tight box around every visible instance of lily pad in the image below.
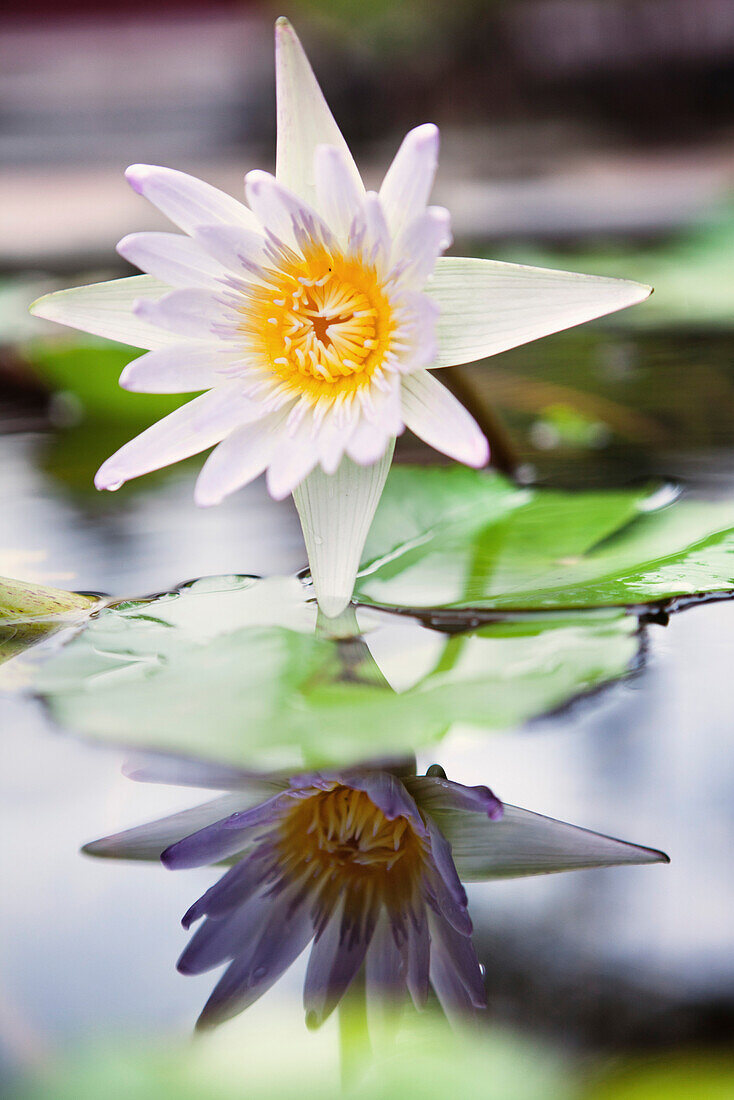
[0,577,97,667]
[355,467,734,613]
[35,575,640,770]
[22,337,187,422]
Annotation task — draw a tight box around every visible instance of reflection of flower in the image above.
[86,759,667,1031]
[31,20,650,618]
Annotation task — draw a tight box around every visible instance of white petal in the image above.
[194,411,287,506]
[29,276,182,350]
[314,144,364,248]
[391,291,439,371]
[245,170,334,254]
[428,256,653,368]
[82,793,252,862]
[120,345,238,394]
[117,232,228,289]
[94,384,262,490]
[393,206,452,287]
[134,289,233,340]
[401,370,488,467]
[274,17,364,208]
[379,123,439,240]
[314,402,358,475]
[346,418,394,466]
[421,800,669,881]
[293,443,395,618]
[192,224,268,276]
[356,376,402,440]
[125,164,259,235]
[349,192,391,275]
[265,417,320,501]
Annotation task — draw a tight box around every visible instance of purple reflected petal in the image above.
[196,896,315,1029]
[404,912,430,1009]
[182,851,273,929]
[162,818,256,870]
[178,893,272,975]
[304,897,377,1029]
[407,775,503,820]
[84,793,252,864]
[162,791,292,869]
[365,911,407,1005]
[122,752,288,794]
[424,818,472,936]
[428,911,487,1017]
[340,771,428,837]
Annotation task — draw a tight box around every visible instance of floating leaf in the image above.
[355,467,734,613]
[0,577,97,670]
[35,575,640,770]
[0,576,95,621]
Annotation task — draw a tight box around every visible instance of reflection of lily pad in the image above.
[356,467,734,613]
[8,1010,569,1100]
[35,575,640,770]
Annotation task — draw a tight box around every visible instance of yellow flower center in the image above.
[275,785,426,901]
[242,249,394,401]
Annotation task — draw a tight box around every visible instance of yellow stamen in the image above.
[241,247,395,402]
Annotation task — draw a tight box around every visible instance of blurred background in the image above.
[2,1,734,1098]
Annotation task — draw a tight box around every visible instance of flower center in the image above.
[276,785,425,885]
[242,250,394,401]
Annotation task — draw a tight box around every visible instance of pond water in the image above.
[1,319,734,1084]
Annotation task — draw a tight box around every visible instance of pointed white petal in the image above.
[29,276,182,350]
[117,232,228,288]
[411,790,669,880]
[379,123,439,240]
[314,144,364,247]
[133,289,233,340]
[82,793,252,862]
[192,224,268,275]
[245,170,334,254]
[428,256,652,368]
[274,17,363,207]
[401,370,488,467]
[194,411,286,506]
[125,164,259,234]
[393,206,452,287]
[120,345,238,394]
[94,384,262,490]
[293,443,395,618]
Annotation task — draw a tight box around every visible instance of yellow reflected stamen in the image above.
[275,785,427,915]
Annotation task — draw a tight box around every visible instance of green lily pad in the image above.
[0,577,97,667]
[35,575,639,770]
[0,576,95,621]
[22,337,188,422]
[355,467,734,613]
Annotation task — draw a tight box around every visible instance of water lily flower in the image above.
[30,19,651,617]
[85,758,667,1030]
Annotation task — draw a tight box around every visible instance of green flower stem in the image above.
[338,970,371,1089]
